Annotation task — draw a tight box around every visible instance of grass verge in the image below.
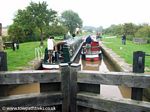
[102,37,150,71]
[5,41,45,71]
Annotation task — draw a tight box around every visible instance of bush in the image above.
[54,36,64,40]
[2,35,11,42]
[45,25,67,37]
[126,35,133,41]
[117,35,133,41]
[145,37,150,43]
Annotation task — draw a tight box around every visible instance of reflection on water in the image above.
[81,57,110,72]
[101,85,122,98]
[81,57,131,99]
[119,85,131,98]
[81,59,101,71]
[8,55,132,100]
[99,59,109,72]
[8,83,40,95]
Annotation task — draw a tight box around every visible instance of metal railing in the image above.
[35,47,44,60]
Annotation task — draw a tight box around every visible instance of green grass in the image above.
[54,36,64,40]
[5,36,150,71]
[4,38,63,71]
[102,37,150,71]
[5,41,45,71]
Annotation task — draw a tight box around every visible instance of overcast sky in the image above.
[0,0,150,28]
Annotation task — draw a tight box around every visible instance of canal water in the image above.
[8,56,131,100]
[80,57,131,99]
[10,53,148,101]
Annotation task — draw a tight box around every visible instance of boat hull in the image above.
[81,41,102,61]
[42,63,59,70]
[85,54,100,61]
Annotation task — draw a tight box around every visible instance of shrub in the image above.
[126,35,133,41]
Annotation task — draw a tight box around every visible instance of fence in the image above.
[0,63,150,112]
[133,38,147,44]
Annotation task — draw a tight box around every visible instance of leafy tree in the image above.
[135,26,150,38]
[8,23,25,42]
[104,24,122,35]
[9,1,57,45]
[26,1,57,45]
[122,23,137,36]
[10,9,37,42]
[45,24,68,37]
[104,22,150,42]
[53,25,67,36]
[61,10,83,34]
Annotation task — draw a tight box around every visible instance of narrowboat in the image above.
[81,41,102,61]
[42,37,83,70]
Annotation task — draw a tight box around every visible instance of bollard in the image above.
[63,44,70,63]
[133,51,145,73]
[131,51,145,101]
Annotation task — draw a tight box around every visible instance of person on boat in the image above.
[85,35,93,44]
[72,33,76,38]
[96,33,102,41]
[85,35,93,54]
[47,36,56,63]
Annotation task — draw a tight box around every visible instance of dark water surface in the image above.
[80,57,131,99]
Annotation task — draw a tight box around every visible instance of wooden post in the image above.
[131,51,145,101]
[60,63,70,112]
[0,24,8,96]
[70,63,81,112]
[0,50,8,97]
[0,52,7,71]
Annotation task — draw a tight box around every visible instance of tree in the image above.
[26,2,57,45]
[8,23,25,42]
[45,24,68,37]
[104,24,123,35]
[61,10,83,34]
[11,9,36,42]
[9,1,57,45]
[135,26,150,38]
[122,23,137,36]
